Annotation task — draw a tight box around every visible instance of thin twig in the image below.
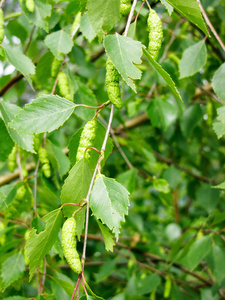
[33,160,40,215]
[124,0,138,36]
[197,0,225,52]
[24,26,36,54]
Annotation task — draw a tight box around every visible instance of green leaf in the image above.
[97,220,115,252]
[147,97,178,131]
[160,0,173,15]
[212,181,225,190]
[179,40,207,78]
[196,184,220,213]
[212,244,225,284]
[1,253,25,290]
[165,0,209,35]
[20,0,52,32]
[1,297,29,300]
[95,259,116,283]
[212,63,225,103]
[69,119,113,171]
[51,276,74,296]
[87,0,120,36]
[153,178,170,194]
[201,288,218,300]
[180,235,211,271]
[104,34,143,92]
[44,30,73,60]
[217,106,225,124]
[116,168,138,193]
[213,121,225,139]
[180,104,203,137]
[36,52,54,85]
[26,208,62,280]
[46,141,70,179]
[90,175,129,239]
[143,48,182,103]
[136,273,161,295]
[74,81,98,121]
[9,95,76,134]
[60,159,92,238]
[4,46,35,86]
[0,118,14,162]
[80,13,96,42]
[0,102,35,153]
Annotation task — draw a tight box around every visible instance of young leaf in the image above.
[44,30,73,60]
[90,175,129,239]
[0,118,14,162]
[104,34,143,92]
[69,119,113,171]
[60,159,92,238]
[213,122,225,139]
[87,0,120,36]
[97,220,115,252]
[25,208,62,280]
[212,63,225,103]
[0,101,35,153]
[160,0,173,15]
[1,253,25,291]
[179,40,207,78]
[143,48,182,103]
[9,95,76,134]
[165,0,209,36]
[20,0,52,32]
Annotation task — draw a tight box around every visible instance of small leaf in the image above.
[87,0,120,36]
[180,104,203,137]
[153,178,170,194]
[45,30,73,60]
[26,208,62,280]
[196,184,220,213]
[80,13,96,42]
[212,244,225,284]
[9,95,76,134]
[136,273,161,295]
[60,159,92,238]
[212,63,225,103]
[95,259,116,283]
[116,168,138,194]
[97,220,115,252]
[0,102,35,153]
[143,48,182,103]
[160,0,173,15]
[165,0,209,36]
[104,34,143,92]
[90,175,129,239]
[0,118,14,162]
[1,253,25,290]
[213,121,225,139]
[179,40,207,78]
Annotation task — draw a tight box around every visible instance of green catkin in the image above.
[4,185,27,219]
[76,118,97,162]
[0,9,4,43]
[8,146,17,173]
[57,72,72,101]
[106,58,122,109]
[147,9,163,60]
[71,12,81,34]
[51,57,62,78]
[0,222,6,246]
[61,217,82,274]
[120,0,131,16]
[42,163,51,178]
[25,0,35,13]
[38,147,51,178]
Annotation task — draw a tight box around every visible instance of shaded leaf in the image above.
[97,220,115,252]
[26,208,62,280]
[9,95,76,134]
[104,34,143,92]
[0,118,14,162]
[90,175,129,239]
[80,13,96,42]
[212,63,225,103]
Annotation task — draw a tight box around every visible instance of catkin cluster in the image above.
[61,217,82,274]
[147,9,163,60]
[76,118,97,162]
[25,0,35,12]
[57,72,73,101]
[38,147,51,178]
[51,57,62,78]
[120,0,131,16]
[4,185,26,219]
[8,146,17,173]
[0,9,4,44]
[106,58,122,109]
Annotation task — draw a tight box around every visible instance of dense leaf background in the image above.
[0,0,225,299]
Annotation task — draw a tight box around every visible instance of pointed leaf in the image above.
[87,0,120,36]
[213,121,225,139]
[0,118,14,162]
[212,63,225,103]
[143,48,182,102]
[179,40,207,78]
[80,13,96,42]
[9,95,76,134]
[104,34,143,92]
[45,30,73,60]
[160,0,173,15]
[1,253,25,290]
[165,0,209,35]
[0,102,35,153]
[97,220,115,252]
[90,175,129,239]
[26,208,62,280]
[60,159,92,238]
